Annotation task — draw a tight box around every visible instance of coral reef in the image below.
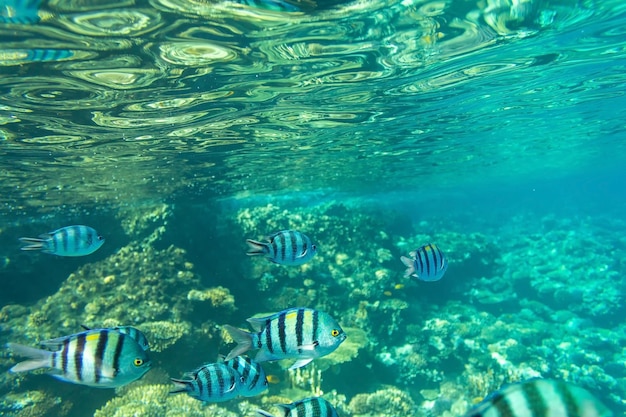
[349,387,418,417]
[93,383,239,417]
[474,214,624,319]
[116,203,173,239]
[2,200,625,416]
[0,225,235,352]
[0,390,71,417]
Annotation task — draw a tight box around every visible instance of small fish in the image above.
[400,243,447,281]
[7,329,151,388]
[170,362,243,402]
[19,225,104,256]
[223,307,346,370]
[81,325,150,351]
[246,230,317,266]
[224,355,269,397]
[465,378,612,417]
[256,396,339,417]
[266,374,280,384]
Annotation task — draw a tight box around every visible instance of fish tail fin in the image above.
[7,343,52,373]
[223,325,253,360]
[400,256,415,278]
[256,410,276,417]
[18,237,47,251]
[169,378,192,394]
[246,239,269,256]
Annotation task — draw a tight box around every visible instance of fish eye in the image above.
[133,358,144,366]
[97,235,104,241]
[331,329,340,337]
[312,245,317,251]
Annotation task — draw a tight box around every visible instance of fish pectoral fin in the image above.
[254,350,277,363]
[297,341,319,352]
[226,381,238,393]
[288,358,314,370]
[295,248,308,258]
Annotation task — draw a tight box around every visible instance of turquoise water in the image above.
[1,0,626,416]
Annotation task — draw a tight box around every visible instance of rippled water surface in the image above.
[1,0,626,416]
[1,0,625,208]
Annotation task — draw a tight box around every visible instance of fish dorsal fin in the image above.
[247,316,271,332]
[39,335,73,351]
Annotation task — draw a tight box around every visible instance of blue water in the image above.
[1,0,626,416]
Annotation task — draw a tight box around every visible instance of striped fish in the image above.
[400,243,448,281]
[246,230,317,266]
[465,378,612,417]
[7,329,151,388]
[224,355,268,397]
[223,307,346,370]
[0,0,42,24]
[170,362,243,402]
[257,397,339,417]
[81,325,150,351]
[19,225,105,256]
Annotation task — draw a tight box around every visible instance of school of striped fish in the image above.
[8,225,613,416]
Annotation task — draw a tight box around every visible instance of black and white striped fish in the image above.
[465,379,612,417]
[246,230,317,266]
[223,307,346,370]
[257,397,339,417]
[81,325,150,351]
[224,355,268,397]
[19,225,105,256]
[7,329,151,388]
[170,362,244,402]
[400,243,448,281]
